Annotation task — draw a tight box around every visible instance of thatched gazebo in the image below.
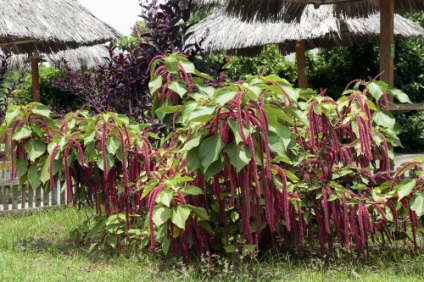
[186,6,424,87]
[197,0,424,87]
[0,0,120,101]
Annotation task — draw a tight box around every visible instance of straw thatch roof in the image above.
[1,44,111,71]
[0,0,120,54]
[213,0,424,22]
[186,5,424,55]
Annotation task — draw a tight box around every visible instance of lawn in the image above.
[0,207,423,282]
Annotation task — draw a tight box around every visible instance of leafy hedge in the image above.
[3,54,424,261]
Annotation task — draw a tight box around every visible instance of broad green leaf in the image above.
[242,245,257,254]
[179,61,195,73]
[162,235,171,255]
[148,75,163,94]
[12,126,32,141]
[214,89,237,106]
[84,130,96,145]
[27,163,41,188]
[268,132,286,155]
[168,81,188,98]
[269,123,291,149]
[155,105,181,115]
[223,245,236,253]
[24,140,46,162]
[367,82,384,101]
[106,137,121,155]
[31,103,51,117]
[182,186,204,196]
[281,85,299,101]
[390,88,411,104]
[40,157,60,184]
[199,135,224,171]
[152,207,171,226]
[181,135,202,151]
[397,179,416,200]
[228,119,250,144]
[197,85,215,99]
[171,205,191,229]
[204,158,224,178]
[114,114,130,126]
[187,106,216,123]
[187,147,201,171]
[373,110,395,128]
[164,56,178,74]
[156,189,174,207]
[194,69,213,80]
[224,142,252,173]
[96,152,115,172]
[5,106,20,126]
[16,158,28,179]
[410,192,424,217]
[187,205,209,221]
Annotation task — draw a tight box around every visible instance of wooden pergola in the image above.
[289,0,406,88]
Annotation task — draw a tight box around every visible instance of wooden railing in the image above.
[0,129,68,213]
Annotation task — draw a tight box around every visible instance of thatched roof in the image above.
[2,44,111,71]
[213,0,424,22]
[186,5,424,55]
[0,0,120,54]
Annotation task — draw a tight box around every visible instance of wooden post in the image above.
[379,0,395,87]
[296,41,308,88]
[31,58,40,102]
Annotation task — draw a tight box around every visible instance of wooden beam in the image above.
[31,58,40,102]
[379,0,395,87]
[296,41,308,88]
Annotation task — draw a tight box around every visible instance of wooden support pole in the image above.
[31,58,40,102]
[296,41,308,88]
[379,0,395,87]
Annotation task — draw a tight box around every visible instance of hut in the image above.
[0,0,120,101]
[186,6,424,87]
[194,0,424,87]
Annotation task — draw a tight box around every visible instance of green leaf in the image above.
[197,85,215,99]
[367,82,384,101]
[162,235,171,255]
[16,158,28,179]
[5,106,20,126]
[164,56,179,74]
[179,61,195,74]
[281,85,299,101]
[181,135,202,151]
[27,163,41,189]
[31,103,52,117]
[168,81,188,98]
[96,152,115,172]
[187,106,216,123]
[228,119,250,144]
[199,135,224,172]
[171,205,191,229]
[148,75,163,94]
[214,89,237,106]
[156,189,174,207]
[24,140,46,162]
[373,110,395,128]
[181,186,204,196]
[224,142,252,173]
[155,105,181,115]
[410,192,424,217]
[397,179,416,200]
[187,205,209,221]
[194,69,213,80]
[152,207,171,226]
[204,158,224,178]
[114,114,130,126]
[12,126,32,141]
[187,147,201,171]
[223,245,236,253]
[106,137,121,155]
[390,88,411,104]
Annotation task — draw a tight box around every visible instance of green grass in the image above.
[1,207,424,281]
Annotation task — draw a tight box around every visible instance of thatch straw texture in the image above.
[1,44,110,70]
[186,5,424,56]
[0,0,120,54]
[215,0,424,22]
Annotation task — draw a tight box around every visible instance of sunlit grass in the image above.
[0,207,423,281]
